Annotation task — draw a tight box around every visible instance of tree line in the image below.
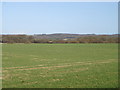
[1,34,120,43]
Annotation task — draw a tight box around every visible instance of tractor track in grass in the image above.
[3,59,117,71]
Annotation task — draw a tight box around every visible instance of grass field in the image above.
[2,43,118,88]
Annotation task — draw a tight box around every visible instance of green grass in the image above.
[2,43,118,88]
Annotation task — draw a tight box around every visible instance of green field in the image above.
[2,43,118,88]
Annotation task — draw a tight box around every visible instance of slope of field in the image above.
[2,44,118,88]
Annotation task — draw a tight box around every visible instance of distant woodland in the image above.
[1,34,120,43]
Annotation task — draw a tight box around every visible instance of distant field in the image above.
[2,43,118,88]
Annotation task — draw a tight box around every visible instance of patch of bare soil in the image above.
[3,64,44,69]
[16,64,72,71]
[52,79,63,82]
[0,76,2,79]
[2,73,11,80]
[94,59,117,64]
[75,59,117,65]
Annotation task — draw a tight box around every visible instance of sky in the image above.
[2,2,118,35]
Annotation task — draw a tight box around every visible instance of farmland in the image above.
[2,43,118,88]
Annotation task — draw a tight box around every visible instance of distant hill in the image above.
[33,33,118,40]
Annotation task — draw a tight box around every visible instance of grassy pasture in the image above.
[2,43,118,88]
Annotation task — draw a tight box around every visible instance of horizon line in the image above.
[1,33,119,35]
